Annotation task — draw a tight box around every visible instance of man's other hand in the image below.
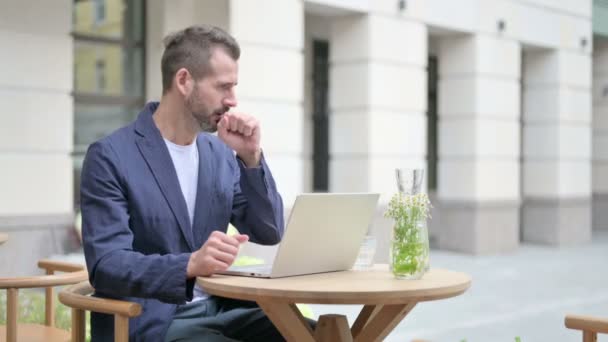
[217,112,261,167]
[187,230,249,278]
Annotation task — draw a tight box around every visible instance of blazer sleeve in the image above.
[81,141,194,304]
[230,152,285,245]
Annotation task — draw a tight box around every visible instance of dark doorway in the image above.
[312,40,330,192]
[427,56,439,191]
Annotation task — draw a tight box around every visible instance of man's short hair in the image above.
[161,25,240,94]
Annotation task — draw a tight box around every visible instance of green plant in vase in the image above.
[385,192,431,279]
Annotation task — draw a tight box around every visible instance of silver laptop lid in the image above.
[269,193,380,278]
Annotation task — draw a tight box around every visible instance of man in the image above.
[81,25,290,341]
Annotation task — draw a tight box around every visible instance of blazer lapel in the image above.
[134,106,195,251]
[192,135,216,248]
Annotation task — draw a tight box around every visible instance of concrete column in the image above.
[0,0,74,274]
[592,37,608,230]
[328,12,427,263]
[522,49,592,245]
[436,34,521,254]
[329,14,428,195]
[229,0,305,206]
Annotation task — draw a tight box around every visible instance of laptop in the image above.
[221,193,380,278]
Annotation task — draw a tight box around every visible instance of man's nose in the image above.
[223,93,237,107]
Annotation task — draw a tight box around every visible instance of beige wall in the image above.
[0,0,73,216]
[0,0,74,276]
[329,13,428,199]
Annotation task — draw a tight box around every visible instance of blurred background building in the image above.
[1,0,607,273]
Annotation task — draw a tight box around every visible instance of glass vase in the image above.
[389,168,430,280]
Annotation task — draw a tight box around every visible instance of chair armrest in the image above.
[565,314,608,334]
[0,270,88,289]
[38,259,85,273]
[59,281,142,318]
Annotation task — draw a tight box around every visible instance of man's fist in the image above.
[186,230,249,278]
[217,112,261,167]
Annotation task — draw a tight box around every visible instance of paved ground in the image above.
[310,232,608,342]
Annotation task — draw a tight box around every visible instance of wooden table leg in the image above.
[258,301,416,342]
[351,305,382,338]
[315,314,353,342]
[353,303,417,342]
[257,301,316,342]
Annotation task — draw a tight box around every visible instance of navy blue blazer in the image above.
[80,102,284,341]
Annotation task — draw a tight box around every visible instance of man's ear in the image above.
[174,68,193,97]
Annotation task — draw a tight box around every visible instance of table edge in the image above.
[197,269,471,305]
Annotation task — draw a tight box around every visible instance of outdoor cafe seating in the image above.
[0,260,87,342]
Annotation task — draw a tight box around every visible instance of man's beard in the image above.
[194,111,215,133]
[186,92,227,133]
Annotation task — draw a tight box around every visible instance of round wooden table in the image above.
[0,233,8,245]
[198,265,471,342]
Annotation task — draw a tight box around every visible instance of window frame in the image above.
[72,0,146,149]
[72,0,146,206]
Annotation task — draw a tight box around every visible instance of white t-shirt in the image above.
[163,138,208,302]
[164,138,198,225]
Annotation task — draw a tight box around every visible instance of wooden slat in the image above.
[257,301,315,342]
[45,287,55,327]
[72,308,86,342]
[354,303,416,342]
[45,269,54,327]
[59,281,142,317]
[566,314,608,334]
[7,288,18,342]
[115,315,130,342]
[315,314,353,342]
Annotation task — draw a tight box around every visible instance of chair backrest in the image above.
[59,281,142,342]
[0,259,88,342]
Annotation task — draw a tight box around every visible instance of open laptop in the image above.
[221,193,380,278]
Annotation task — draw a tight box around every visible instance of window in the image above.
[94,0,106,24]
[95,59,106,91]
[72,0,145,206]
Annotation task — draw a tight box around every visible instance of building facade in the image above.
[1,0,607,273]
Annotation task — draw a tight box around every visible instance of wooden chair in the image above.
[0,233,8,245]
[565,314,608,342]
[58,281,142,342]
[0,259,88,342]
